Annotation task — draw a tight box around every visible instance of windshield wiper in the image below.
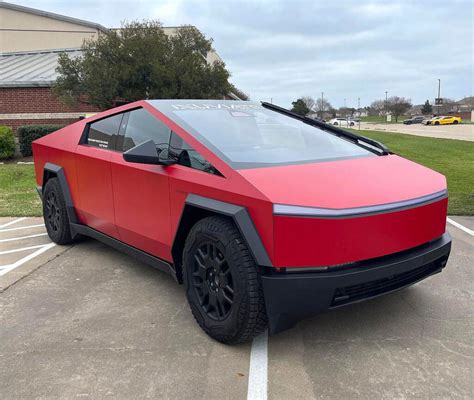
[261,102,390,155]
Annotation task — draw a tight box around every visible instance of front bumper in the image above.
[261,233,451,334]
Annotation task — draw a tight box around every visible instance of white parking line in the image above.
[0,217,27,229]
[0,243,56,276]
[0,224,45,233]
[0,233,48,243]
[247,330,268,400]
[447,218,474,236]
[0,244,49,255]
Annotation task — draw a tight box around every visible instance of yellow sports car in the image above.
[430,116,461,125]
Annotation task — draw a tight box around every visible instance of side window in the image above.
[87,113,123,149]
[169,132,221,176]
[122,108,171,152]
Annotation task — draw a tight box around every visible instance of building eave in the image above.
[0,82,53,88]
[0,2,109,33]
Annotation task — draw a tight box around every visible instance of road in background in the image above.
[359,122,473,141]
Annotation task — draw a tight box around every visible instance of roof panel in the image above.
[0,49,82,87]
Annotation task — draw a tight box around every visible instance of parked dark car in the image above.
[403,116,426,125]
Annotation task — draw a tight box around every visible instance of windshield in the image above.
[151,101,375,169]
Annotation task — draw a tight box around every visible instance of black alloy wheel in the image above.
[42,178,73,244]
[191,241,234,320]
[182,216,267,344]
[45,190,61,234]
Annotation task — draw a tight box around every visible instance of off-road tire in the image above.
[43,178,73,245]
[182,216,267,344]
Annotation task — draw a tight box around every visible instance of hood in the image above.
[238,155,446,209]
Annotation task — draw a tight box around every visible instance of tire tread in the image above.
[183,216,267,344]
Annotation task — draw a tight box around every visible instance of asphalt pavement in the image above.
[358,122,474,141]
[0,216,472,399]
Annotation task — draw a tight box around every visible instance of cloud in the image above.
[10,0,473,107]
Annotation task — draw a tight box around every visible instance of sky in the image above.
[10,0,474,108]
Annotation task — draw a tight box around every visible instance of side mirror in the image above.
[123,140,176,166]
[123,140,161,165]
[158,147,176,166]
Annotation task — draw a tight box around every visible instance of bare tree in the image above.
[314,98,333,118]
[370,99,386,115]
[301,96,315,111]
[386,96,412,122]
[338,107,352,117]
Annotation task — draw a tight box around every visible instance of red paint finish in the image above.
[110,152,172,260]
[274,198,448,267]
[32,100,449,272]
[239,155,446,208]
[75,145,118,238]
[166,164,275,261]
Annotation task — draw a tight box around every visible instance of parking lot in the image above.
[0,216,473,399]
[359,122,474,141]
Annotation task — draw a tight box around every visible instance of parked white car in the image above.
[329,118,357,127]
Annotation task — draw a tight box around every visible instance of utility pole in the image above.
[437,79,441,116]
[385,91,389,121]
[321,92,324,118]
[358,97,361,130]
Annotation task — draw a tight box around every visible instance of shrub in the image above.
[0,126,16,160]
[17,125,64,157]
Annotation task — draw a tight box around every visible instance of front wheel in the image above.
[183,216,267,344]
[435,121,440,125]
[453,120,459,124]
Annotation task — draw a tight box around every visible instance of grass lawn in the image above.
[354,130,474,215]
[0,164,42,217]
[0,131,472,216]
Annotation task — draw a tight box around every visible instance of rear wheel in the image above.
[453,120,459,124]
[43,178,74,245]
[435,121,440,125]
[182,216,267,344]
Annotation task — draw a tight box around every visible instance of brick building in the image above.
[0,2,241,136]
[0,49,99,133]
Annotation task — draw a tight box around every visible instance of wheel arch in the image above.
[171,194,273,283]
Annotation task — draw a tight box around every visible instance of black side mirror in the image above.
[123,140,169,165]
[123,140,176,166]
[158,147,176,166]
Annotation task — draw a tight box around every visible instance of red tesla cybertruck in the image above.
[33,100,451,344]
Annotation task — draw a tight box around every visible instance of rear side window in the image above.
[169,132,221,176]
[121,108,171,152]
[87,113,123,149]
